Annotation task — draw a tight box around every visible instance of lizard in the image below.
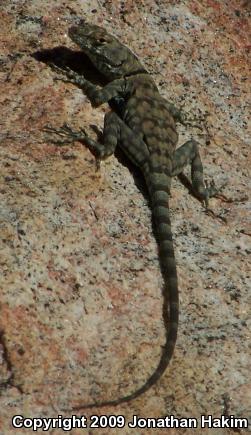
[45,21,218,409]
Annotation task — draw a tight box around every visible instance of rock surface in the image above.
[0,1,250,434]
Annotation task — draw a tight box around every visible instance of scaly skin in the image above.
[46,22,218,409]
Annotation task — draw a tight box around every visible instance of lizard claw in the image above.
[43,123,88,145]
[95,158,101,171]
[202,179,227,209]
[49,63,78,85]
[206,179,227,199]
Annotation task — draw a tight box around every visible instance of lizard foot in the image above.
[168,102,206,130]
[44,123,87,145]
[204,179,227,208]
[179,110,207,131]
[44,123,104,170]
[49,63,80,85]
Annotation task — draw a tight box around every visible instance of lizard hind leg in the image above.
[171,139,218,206]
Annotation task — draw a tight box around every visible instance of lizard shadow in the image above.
[32,47,104,84]
[32,47,124,115]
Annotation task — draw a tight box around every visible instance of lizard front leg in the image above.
[164,100,204,130]
[50,64,131,106]
[45,110,151,170]
[45,111,120,162]
[171,139,218,206]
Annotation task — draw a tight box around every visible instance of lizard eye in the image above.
[98,38,107,44]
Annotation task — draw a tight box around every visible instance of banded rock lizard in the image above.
[45,22,218,409]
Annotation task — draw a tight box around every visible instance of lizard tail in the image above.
[66,172,178,411]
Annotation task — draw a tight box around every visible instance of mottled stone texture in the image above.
[0,1,250,434]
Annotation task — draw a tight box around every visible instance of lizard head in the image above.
[68,22,146,79]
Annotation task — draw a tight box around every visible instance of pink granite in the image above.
[0,1,250,434]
